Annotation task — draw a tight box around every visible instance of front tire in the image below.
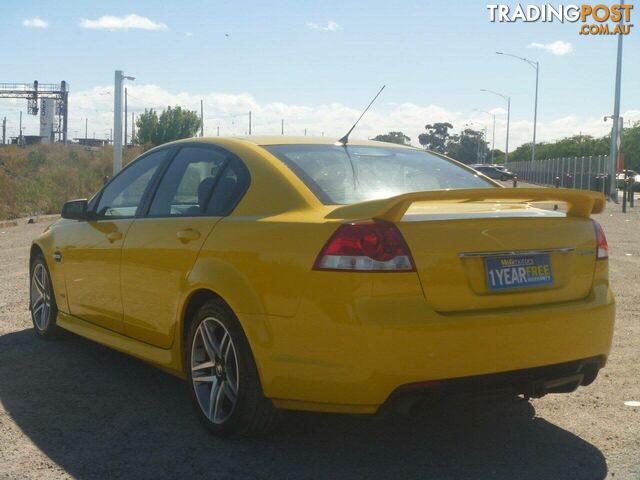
[186,300,282,437]
[30,254,59,339]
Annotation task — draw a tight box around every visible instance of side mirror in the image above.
[61,199,89,220]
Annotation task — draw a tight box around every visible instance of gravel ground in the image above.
[0,201,639,480]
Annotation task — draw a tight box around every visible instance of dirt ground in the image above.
[1,202,639,480]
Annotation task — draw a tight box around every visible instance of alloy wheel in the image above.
[30,263,51,331]
[191,317,240,424]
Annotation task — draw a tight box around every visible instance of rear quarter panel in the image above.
[180,214,340,375]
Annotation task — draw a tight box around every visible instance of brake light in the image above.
[592,220,608,260]
[313,219,415,272]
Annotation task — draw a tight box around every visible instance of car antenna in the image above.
[337,85,386,146]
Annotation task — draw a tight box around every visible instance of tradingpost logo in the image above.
[487,4,634,35]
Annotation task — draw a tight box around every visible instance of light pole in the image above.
[608,2,625,203]
[113,70,135,175]
[605,114,624,192]
[480,89,510,164]
[474,109,496,163]
[496,52,539,163]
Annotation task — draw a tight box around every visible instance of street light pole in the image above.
[473,109,496,163]
[483,127,488,163]
[532,60,539,163]
[113,70,135,175]
[608,3,625,202]
[506,96,510,164]
[490,114,495,163]
[480,89,511,164]
[496,52,539,163]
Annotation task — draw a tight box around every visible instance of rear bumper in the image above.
[385,356,603,415]
[251,277,614,414]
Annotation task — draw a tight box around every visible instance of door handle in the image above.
[177,228,201,243]
[106,231,123,243]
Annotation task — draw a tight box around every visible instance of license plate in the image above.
[485,254,553,291]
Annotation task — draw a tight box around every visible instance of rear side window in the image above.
[206,158,250,216]
[265,144,493,205]
[147,146,250,217]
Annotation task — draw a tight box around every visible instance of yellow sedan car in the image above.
[30,137,614,437]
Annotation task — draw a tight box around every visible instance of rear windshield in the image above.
[265,144,494,205]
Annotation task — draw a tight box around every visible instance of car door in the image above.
[120,144,250,348]
[61,148,171,332]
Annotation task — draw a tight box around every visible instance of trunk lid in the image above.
[397,203,597,312]
[325,188,604,312]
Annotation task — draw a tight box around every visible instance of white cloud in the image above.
[184,32,193,37]
[79,14,168,31]
[23,17,48,28]
[4,84,634,147]
[528,40,574,56]
[306,20,342,32]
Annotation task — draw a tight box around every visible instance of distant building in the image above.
[74,138,109,147]
[11,135,46,146]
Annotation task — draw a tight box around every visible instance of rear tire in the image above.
[30,254,59,339]
[186,299,282,437]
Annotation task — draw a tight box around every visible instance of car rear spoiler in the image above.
[325,188,606,222]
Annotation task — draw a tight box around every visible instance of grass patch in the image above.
[0,144,142,220]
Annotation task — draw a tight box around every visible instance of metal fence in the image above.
[507,155,610,192]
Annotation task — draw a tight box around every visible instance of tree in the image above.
[506,135,610,163]
[136,106,201,147]
[446,128,487,164]
[135,109,159,146]
[372,131,411,145]
[418,122,452,153]
[620,121,639,171]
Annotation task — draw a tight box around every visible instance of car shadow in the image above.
[0,328,607,480]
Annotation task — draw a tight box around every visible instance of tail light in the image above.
[313,219,415,272]
[592,220,608,260]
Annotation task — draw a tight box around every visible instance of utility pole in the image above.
[110,128,113,144]
[506,96,511,163]
[480,89,510,164]
[609,1,625,203]
[124,87,128,148]
[281,119,284,135]
[85,118,88,140]
[19,111,23,146]
[114,71,123,173]
[532,61,539,162]
[217,126,220,136]
[490,114,496,163]
[113,70,135,175]
[304,128,307,136]
[248,111,252,135]
[200,99,204,137]
[2,117,5,145]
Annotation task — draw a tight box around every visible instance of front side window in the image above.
[95,149,170,217]
[265,144,494,205]
[148,146,228,216]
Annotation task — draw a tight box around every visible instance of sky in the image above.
[1,0,638,150]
